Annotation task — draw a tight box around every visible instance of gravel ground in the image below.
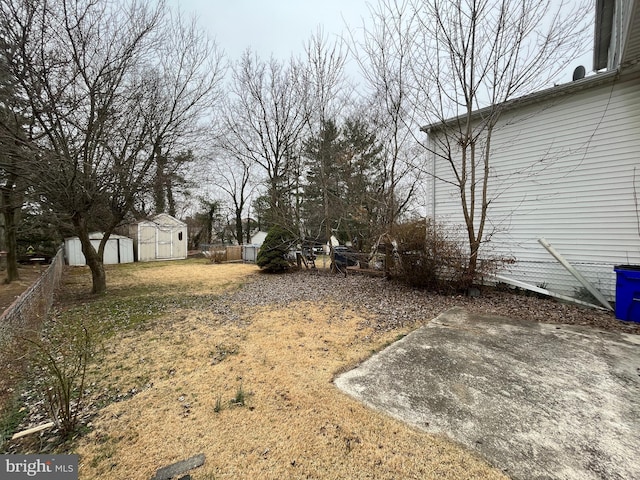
[223,269,640,335]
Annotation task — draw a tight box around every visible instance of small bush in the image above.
[256,225,295,273]
[391,219,507,291]
[391,219,466,291]
[26,316,94,440]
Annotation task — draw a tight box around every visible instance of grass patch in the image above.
[213,395,223,413]
[231,382,248,407]
[5,261,506,480]
[0,391,27,447]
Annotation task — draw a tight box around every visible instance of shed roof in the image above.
[65,232,131,241]
[134,213,186,227]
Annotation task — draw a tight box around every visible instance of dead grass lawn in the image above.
[73,261,507,479]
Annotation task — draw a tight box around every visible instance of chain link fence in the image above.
[0,248,65,346]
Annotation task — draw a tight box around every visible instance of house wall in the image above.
[427,73,640,301]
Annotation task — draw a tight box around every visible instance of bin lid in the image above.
[614,264,640,272]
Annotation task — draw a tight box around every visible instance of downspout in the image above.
[538,238,613,311]
[428,129,437,221]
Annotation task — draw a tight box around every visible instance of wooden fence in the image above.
[202,244,245,263]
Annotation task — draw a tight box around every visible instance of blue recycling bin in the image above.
[614,265,640,322]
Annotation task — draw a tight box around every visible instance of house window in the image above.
[178,232,183,241]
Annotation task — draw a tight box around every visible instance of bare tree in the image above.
[221,50,309,231]
[349,0,422,241]
[143,11,224,216]
[1,0,224,293]
[407,0,591,282]
[209,151,257,245]
[303,28,349,129]
[301,29,349,243]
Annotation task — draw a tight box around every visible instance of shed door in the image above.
[156,227,173,259]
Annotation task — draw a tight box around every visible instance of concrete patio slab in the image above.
[335,307,640,479]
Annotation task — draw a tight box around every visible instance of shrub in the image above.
[256,225,295,273]
[26,316,94,440]
[391,219,466,291]
[392,218,507,291]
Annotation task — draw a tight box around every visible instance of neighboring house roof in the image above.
[250,231,268,245]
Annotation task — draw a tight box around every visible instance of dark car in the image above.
[333,246,358,267]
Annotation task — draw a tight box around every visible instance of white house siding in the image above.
[427,73,640,301]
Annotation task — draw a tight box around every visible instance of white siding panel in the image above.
[429,74,640,300]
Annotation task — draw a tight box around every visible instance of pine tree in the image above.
[301,117,384,249]
[256,225,294,273]
[0,37,32,282]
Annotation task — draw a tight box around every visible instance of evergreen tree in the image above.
[301,117,384,249]
[0,36,32,281]
[256,224,294,273]
[302,119,342,243]
[340,118,384,248]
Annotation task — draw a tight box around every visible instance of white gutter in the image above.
[538,238,614,311]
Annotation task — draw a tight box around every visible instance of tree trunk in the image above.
[3,207,19,283]
[466,239,480,288]
[1,184,20,283]
[153,151,167,214]
[235,209,243,245]
[166,181,176,217]
[72,213,106,294]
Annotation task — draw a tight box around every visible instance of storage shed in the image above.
[250,231,268,246]
[65,233,134,266]
[128,213,187,262]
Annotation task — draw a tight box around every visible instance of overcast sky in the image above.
[170,0,368,62]
[169,0,594,85]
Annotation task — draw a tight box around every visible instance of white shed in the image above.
[65,233,134,266]
[128,213,187,262]
[250,231,268,246]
